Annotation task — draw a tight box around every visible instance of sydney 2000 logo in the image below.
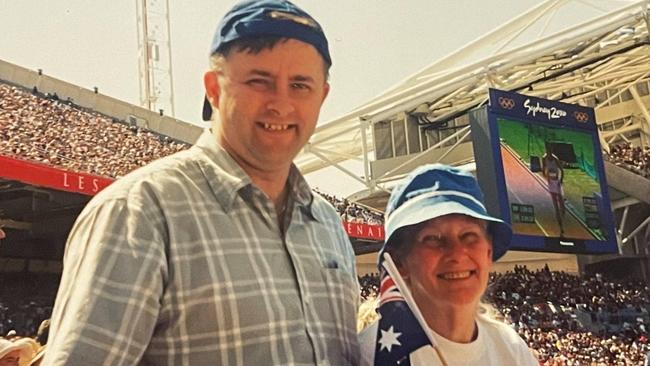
[523,98,567,120]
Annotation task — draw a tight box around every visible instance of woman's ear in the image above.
[393,256,410,284]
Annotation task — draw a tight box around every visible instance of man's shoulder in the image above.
[310,192,339,217]
[86,148,204,208]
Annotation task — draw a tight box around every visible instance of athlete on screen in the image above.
[542,145,566,236]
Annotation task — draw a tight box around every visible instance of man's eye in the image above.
[246,79,270,88]
[291,82,311,91]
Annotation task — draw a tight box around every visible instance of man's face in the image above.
[204,39,329,175]
[0,350,20,366]
[397,214,493,312]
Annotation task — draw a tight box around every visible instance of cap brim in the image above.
[382,200,512,262]
[202,96,212,121]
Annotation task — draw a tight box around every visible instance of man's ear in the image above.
[204,71,220,108]
[321,82,330,103]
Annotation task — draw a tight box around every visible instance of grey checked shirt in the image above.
[45,130,360,365]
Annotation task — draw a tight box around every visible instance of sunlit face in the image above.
[0,350,20,366]
[204,39,329,177]
[396,214,493,312]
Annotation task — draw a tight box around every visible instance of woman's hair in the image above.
[357,296,380,332]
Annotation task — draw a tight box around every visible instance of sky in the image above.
[1,0,564,196]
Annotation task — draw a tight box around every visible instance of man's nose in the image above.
[266,86,295,117]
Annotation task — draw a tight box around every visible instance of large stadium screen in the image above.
[470,89,617,254]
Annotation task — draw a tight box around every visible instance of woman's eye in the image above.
[461,232,481,243]
[421,235,443,246]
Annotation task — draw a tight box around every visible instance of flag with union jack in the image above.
[374,267,431,366]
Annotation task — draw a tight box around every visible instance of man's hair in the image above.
[210,36,331,78]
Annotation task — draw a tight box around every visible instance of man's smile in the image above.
[257,122,296,131]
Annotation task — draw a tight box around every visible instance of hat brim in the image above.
[0,338,35,362]
[382,199,511,262]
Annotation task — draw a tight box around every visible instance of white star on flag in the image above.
[378,325,402,352]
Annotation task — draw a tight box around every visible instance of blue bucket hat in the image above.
[381,164,512,262]
[202,0,331,121]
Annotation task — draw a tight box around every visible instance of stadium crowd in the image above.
[606,142,650,179]
[313,188,384,225]
[0,82,188,178]
[358,265,650,365]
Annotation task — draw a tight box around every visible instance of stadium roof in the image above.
[296,0,650,186]
[292,0,650,250]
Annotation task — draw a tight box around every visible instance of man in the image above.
[542,144,565,236]
[359,164,537,365]
[45,1,359,364]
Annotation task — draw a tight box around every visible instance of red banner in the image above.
[0,155,114,196]
[343,221,385,241]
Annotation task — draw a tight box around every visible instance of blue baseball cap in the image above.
[202,0,331,121]
[380,164,512,263]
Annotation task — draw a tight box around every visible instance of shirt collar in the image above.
[193,129,317,217]
[287,164,317,220]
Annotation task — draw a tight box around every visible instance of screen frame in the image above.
[470,89,618,255]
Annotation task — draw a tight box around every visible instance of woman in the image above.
[359,164,537,365]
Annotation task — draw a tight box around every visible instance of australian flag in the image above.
[374,267,431,365]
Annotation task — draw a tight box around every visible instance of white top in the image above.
[359,313,538,366]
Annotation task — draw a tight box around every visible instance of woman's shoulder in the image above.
[477,314,538,365]
[478,313,528,347]
[478,313,519,337]
[358,321,379,366]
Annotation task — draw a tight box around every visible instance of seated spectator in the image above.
[0,337,35,366]
[606,142,650,179]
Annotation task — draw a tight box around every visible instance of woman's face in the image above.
[396,214,493,312]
